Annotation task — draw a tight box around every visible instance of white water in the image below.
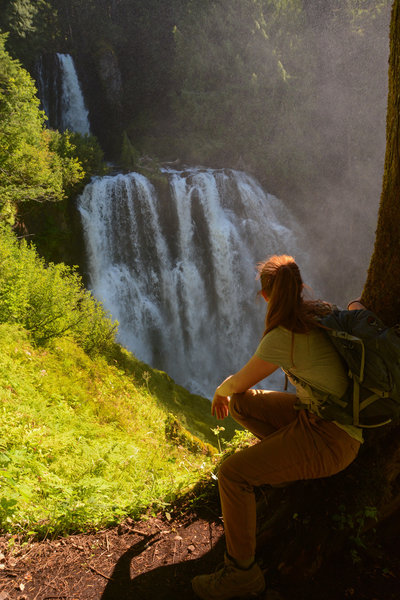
[78,168,298,396]
[56,53,91,135]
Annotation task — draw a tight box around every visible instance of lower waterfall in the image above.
[78,168,298,396]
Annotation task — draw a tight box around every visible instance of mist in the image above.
[267,5,390,307]
[164,3,390,309]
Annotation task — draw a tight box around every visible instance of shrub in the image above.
[0,225,117,354]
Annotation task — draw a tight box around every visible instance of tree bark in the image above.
[362,0,400,326]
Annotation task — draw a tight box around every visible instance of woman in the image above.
[192,255,362,600]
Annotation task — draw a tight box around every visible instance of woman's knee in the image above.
[218,452,255,495]
[218,452,243,485]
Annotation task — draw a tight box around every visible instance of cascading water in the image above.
[78,168,298,397]
[57,53,91,135]
[35,53,91,135]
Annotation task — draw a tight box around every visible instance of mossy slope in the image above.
[0,324,238,537]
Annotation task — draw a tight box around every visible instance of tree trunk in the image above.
[256,0,400,581]
[362,0,400,326]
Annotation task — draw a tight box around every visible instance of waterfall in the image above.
[78,168,297,396]
[56,53,91,135]
[35,53,91,135]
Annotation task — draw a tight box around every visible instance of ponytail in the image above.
[258,255,331,335]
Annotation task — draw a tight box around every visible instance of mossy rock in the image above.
[165,413,216,456]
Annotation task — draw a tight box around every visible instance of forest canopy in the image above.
[0,1,392,199]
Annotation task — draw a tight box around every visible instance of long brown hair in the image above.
[257,255,331,336]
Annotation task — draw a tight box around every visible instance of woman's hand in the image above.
[211,358,279,420]
[211,393,230,420]
[211,375,234,419]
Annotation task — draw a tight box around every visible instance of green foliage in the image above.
[0,35,64,222]
[1,1,391,196]
[343,0,390,32]
[0,36,106,227]
[0,225,116,354]
[211,425,226,454]
[120,131,140,172]
[0,324,218,537]
[165,1,304,175]
[165,413,216,456]
[14,128,106,266]
[145,0,390,193]
[46,129,85,196]
[0,1,58,65]
[331,503,378,557]
[67,131,107,181]
[104,342,240,446]
[47,129,107,196]
[1,0,39,39]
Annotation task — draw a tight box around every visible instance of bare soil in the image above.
[0,509,399,600]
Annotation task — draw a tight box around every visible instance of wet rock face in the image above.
[96,47,123,110]
[34,53,64,131]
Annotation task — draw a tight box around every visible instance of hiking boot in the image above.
[192,553,265,600]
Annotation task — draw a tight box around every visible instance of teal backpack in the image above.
[292,309,400,428]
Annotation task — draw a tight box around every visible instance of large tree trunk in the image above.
[362,0,400,325]
[256,0,400,581]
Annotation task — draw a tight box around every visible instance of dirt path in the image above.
[1,511,399,600]
[0,514,227,600]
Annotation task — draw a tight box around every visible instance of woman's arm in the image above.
[211,356,279,419]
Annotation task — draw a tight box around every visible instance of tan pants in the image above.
[218,389,361,561]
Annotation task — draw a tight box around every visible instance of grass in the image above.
[0,323,241,539]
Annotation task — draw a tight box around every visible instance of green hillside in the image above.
[0,321,241,538]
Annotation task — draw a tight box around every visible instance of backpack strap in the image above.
[352,378,360,426]
[349,372,392,428]
[327,329,366,382]
[285,369,348,410]
[324,327,367,427]
[357,386,393,428]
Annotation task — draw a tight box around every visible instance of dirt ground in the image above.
[0,510,399,600]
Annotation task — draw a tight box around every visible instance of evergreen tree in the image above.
[0,0,57,65]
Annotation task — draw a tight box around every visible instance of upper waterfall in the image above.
[56,53,91,135]
[78,168,297,396]
[35,53,91,135]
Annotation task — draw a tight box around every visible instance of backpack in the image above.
[290,309,400,428]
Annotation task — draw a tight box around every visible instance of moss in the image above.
[104,342,240,447]
[165,413,216,456]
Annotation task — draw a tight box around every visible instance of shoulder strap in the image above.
[325,328,366,383]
